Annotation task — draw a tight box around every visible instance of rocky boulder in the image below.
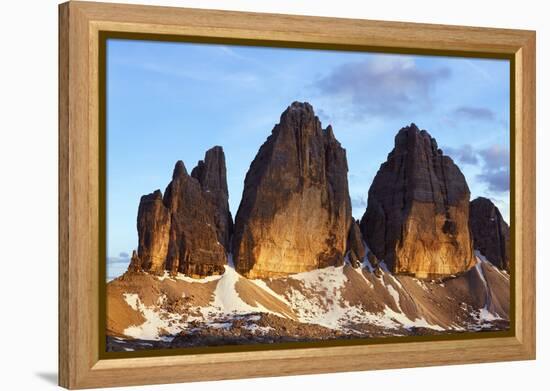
[469,197,510,271]
[360,124,475,278]
[233,102,352,278]
[132,146,232,277]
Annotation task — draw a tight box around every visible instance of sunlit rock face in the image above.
[134,147,232,278]
[136,190,171,274]
[232,102,352,278]
[469,197,510,271]
[360,124,475,279]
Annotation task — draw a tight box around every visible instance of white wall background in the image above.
[0,0,546,389]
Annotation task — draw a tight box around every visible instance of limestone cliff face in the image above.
[232,102,352,278]
[469,197,510,271]
[360,124,475,278]
[136,190,171,274]
[163,160,227,277]
[133,147,231,278]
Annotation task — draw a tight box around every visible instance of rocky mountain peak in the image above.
[191,145,229,197]
[232,102,352,278]
[132,147,232,278]
[360,124,475,279]
[191,145,233,249]
[172,160,187,179]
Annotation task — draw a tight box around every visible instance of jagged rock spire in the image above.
[133,146,232,278]
[232,101,352,278]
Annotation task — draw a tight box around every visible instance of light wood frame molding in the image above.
[58,1,536,389]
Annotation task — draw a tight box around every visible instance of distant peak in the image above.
[203,146,225,163]
[290,101,313,110]
[207,145,224,154]
[394,123,440,151]
[471,196,494,205]
[281,101,315,119]
[400,123,422,134]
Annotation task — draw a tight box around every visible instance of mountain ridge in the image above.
[107,102,510,350]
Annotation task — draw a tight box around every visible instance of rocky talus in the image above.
[232,102,352,278]
[360,124,475,278]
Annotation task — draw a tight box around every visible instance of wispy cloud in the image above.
[478,145,509,170]
[464,59,494,82]
[444,143,509,193]
[314,55,450,118]
[217,45,294,80]
[351,194,368,210]
[444,144,479,165]
[477,168,509,192]
[445,105,508,130]
[316,108,332,123]
[108,252,131,265]
[476,145,510,192]
[453,106,496,121]
[218,45,249,61]
[139,61,259,84]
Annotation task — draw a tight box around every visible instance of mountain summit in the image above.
[232,102,352,278]
[360,124,475,278]
[107,105,510,351]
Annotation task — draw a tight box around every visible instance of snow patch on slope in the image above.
[119,251,503,340]
[386,284,402,310]
[123,293,182,340]
[473,251,503,323]
[282,264,444,331]
[156,271,222,283]
[286,265,350,329]
[251,279,291,306]
[193,257,291,320]
[212,265,260,314]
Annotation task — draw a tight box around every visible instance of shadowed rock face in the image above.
[360,124,475,279]
[233,102,352,278]
[347,220,366,268]
[469,197,510,271]
[134,147,232,278]
[191,146,233,250]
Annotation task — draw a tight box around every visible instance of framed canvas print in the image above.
[58,1,536,389]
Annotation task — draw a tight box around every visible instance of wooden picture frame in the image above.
[59,1,536,389]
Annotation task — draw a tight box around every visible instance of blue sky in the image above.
[106,39,510,278]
